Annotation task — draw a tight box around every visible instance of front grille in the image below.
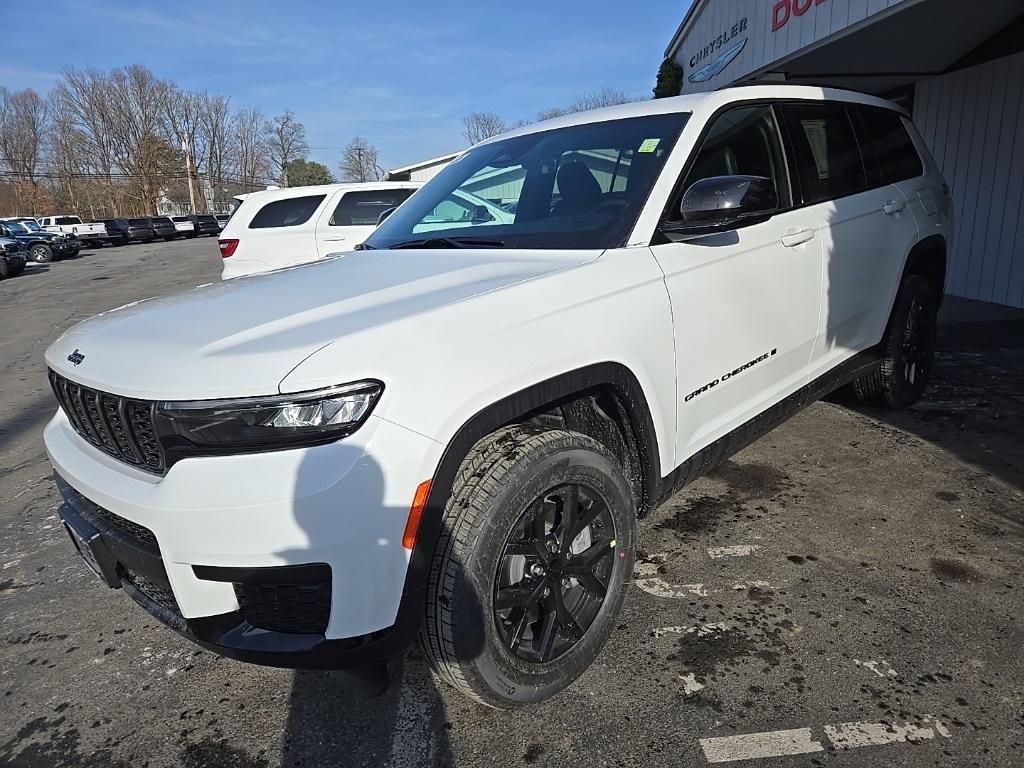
[124,569,180,614]
[234,581,332,635]
[82,503,159,554]
[49,370,164,473]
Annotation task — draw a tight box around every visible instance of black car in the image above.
[189,214,220,237]
[0,235,28,278]
[0,219,73,263]
[103,217,157,244]
[147,216,178,240]
[98,219,130,246]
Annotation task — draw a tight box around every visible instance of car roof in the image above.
[477,85,907,146]
[239,181,424,206]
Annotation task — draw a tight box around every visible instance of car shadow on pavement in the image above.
[276,441,475,767]
[830,296,1024,534]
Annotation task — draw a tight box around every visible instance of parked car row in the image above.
[0,212,229,279]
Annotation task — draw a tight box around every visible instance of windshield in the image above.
[5,221,28,234]
[363,112,688,250]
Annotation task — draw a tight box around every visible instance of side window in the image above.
[780,102,867,204]
[248,195,326,229]
[853,106,924,185]
[329,189,415,226]
[673,104,791,217]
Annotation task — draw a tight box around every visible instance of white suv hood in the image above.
[45,249,596,400]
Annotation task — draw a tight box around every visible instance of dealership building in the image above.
[666,0,1024,309]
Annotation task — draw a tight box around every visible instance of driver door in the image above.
[650,103,822,461]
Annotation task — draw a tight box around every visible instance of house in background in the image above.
[386,151,463,183]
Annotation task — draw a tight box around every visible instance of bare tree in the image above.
[338,137,384,182]
[0,87,50,212]
[461,111,506,146]
[160,84,209,212]
[536,87,635,122]
[231,106,269,188]
[264,110,308,186]
[567,87,634,113]
[200,94,231,210]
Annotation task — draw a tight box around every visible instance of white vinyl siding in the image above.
[913,51,1024,308]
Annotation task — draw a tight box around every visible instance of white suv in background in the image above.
[218,182,422,278]
[43,85,950,709]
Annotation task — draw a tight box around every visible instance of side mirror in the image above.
[670,175,778,235]
[376,206,397,226]
[470,204,493,224]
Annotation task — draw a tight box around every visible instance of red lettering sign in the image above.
[772,0,828,32]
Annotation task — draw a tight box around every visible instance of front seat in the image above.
[553,161,601,215]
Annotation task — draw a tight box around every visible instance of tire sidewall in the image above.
[887,276,937,407]
[31,244,52,263]
[449,441,635,707]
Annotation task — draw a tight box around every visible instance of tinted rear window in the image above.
[249,195,326,229]
[151,217,172,225]
[54,216,81,225]
[196,215,217,223]
[171,216,189,222]
[853,106,924,185]
[330,189,415,226]
[128,218,149,226]
[781,102,866,204]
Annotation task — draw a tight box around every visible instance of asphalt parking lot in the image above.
[1,239,1022,768]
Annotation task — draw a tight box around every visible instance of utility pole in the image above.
[182,139,198,215]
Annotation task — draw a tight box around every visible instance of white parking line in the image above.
[824,716,951,750]
[700,728,824,763]
[698,716,951,763]
[708,545,759,559]
[853,658,898,678]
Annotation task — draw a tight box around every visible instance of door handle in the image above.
[322,236,347,242]
[780,228,816,247]
[882,200,905,215]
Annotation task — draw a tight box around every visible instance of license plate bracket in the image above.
[59,505,122,588]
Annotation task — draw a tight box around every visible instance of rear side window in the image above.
[853,106,924,185]
[329,189,415,226]
[781,103,866,204]
[248,195,326,229]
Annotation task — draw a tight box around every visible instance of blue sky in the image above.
[2,0,690,172]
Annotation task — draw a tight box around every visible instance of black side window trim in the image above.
[657,99,797,229]
[777,99,925,208]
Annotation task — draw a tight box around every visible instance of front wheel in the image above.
[30,244,52,263]
[420,426,636,708]
[853,274,937,408]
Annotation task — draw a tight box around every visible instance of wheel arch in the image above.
[405,362,662,596]
[902,234,946,305]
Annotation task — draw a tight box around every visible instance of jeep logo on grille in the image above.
[67,349,85,366]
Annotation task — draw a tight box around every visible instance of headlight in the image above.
[156,381,382,453]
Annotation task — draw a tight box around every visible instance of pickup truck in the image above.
[37,215,107,246]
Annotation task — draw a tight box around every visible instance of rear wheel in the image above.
[853,275,937,408]
[30,244,52,263]
[420,426,636,708]
[0,258,9,280]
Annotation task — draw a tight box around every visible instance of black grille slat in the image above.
[49,370,165,473]
[234,581,332,635]
[124,569,180,614]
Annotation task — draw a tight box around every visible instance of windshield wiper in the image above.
[388,236,505,250]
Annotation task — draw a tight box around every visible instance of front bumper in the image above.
[44,409,442,668]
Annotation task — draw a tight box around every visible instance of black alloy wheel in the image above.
[494,483,616,663]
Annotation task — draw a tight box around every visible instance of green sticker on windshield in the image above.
[638,138,660,153]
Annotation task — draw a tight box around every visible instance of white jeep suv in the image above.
[43,85,950,708]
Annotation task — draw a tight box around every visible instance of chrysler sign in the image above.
[687,17,748,83]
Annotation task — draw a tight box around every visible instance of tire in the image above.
[11,260,25,276]
[420,425,636,708]
[30,244,52,263]
[0,258,8,280]
[852,274,937,408]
